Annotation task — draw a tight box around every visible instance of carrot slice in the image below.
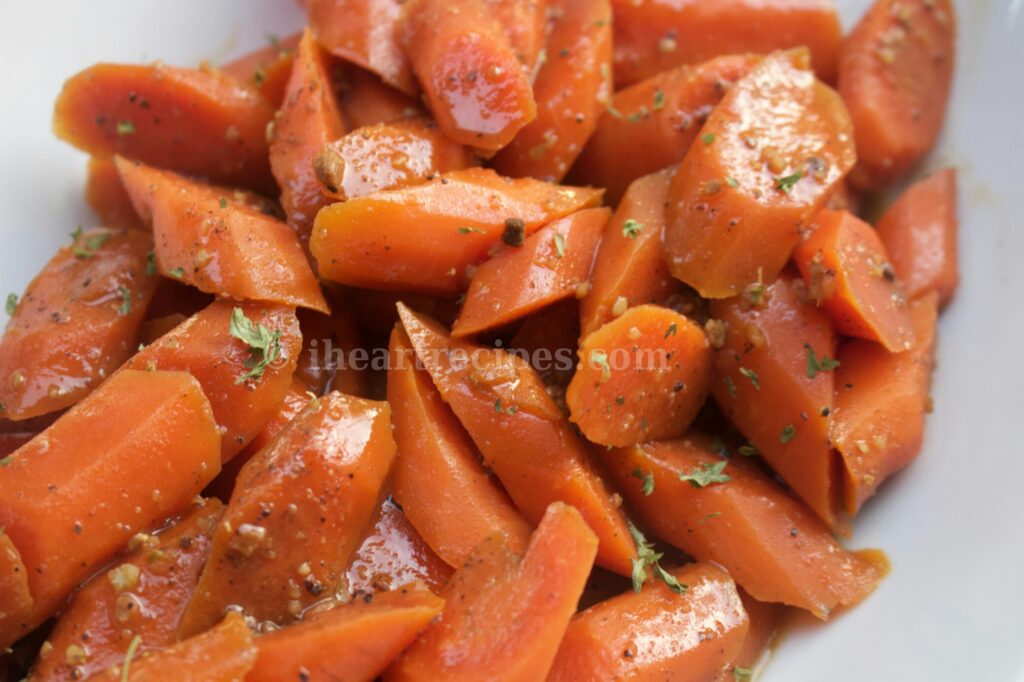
[116,157,328,313]
[384,502,598,682]
[85,157,145,231]
[294,304,370,397]
[664,49,856,299]
[311,168,603,295]
[0,534,32,651]
[339,65,422,129]
[486,0,550,73]
[452,207,609,337]
[718,590,787,680]
[53,63,275,192]
[221,33,301,107]
[839,0,956,188]
[0,228,157,421]
[0,370,221,648]
[507,299,581,390]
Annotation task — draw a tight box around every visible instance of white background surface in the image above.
[0,2,1022,680]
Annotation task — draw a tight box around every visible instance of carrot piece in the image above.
[0,534,32,649]
[664,49,857,299]
[31,499,224,682]
[567,305,712,447]
[602,435,886,619]
[485,0,550,73]
[718,590,787,680]
[116,157,329,313]
[295,304,370,397]
[388,327,532,566]
[339,65,422,129]
[178,392,396,636]
[507,299,581,390]
[85,157,145,231]
[0,433,35,458]
[491,0,612,182]
[0,228,157,421]
[452,208,609,337]
[311,168,603,295]
[548,563,749,682]
[221,33,301,108]
[314,118,475,201]
[248,587,444,682]
[876,168,959,307]
[397,304,636,575]
[839,0,956,189]
[832,293,938,516]
[611,0,842,88]
[570,54,760,203]
[53,63,275,192]
[385,502,598,682]
[0,370,221,648]
[126,300,301,462]
[403,0,537,151]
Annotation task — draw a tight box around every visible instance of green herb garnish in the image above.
[622,219,643,239]
[5,293,17,316]
[804,343,840,378]
[738,367,760,390]
[775,171,804,194]
[629,522,687,595]
[117,286,132,316]
[229,307,282,384]
[632,468,655,496]
[678,460,731,488]
[780,425,797,444]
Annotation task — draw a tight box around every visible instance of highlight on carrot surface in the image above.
[84,156,145,231]
[221,32,301,107]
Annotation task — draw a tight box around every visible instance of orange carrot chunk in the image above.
[339,65,423,129]
[0,534,32,649]
[716,590,787,681]
[486,0,550,74]
[221,32,301,108]
[85,157,146,231]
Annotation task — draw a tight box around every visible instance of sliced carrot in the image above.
[602,435,886,619]
[876,168,959,307]
[397,304,636,575]
[349,290,461,347]
[53,63,275,192]
[485,0,550,73]
[507,299,581,390]
[311,168,602,295]
[0,228,157,421]
[339,65,422,129]
[116,157,328,313]
[385,502,598,682]
[221,32,301,107]
[0,534,32,651]
[719,590,787,680]
[295,303,370,398]
[839,0,956,188]
[0,370,221,648]
[452,207,609,337]
[85,156,145,231]
[664,49,857,299]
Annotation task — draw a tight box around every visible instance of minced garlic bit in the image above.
[611,296,629,318]
[108,563,141,593]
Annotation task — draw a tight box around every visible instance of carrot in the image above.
[570,54,760,203]
[664,49,857,299]
[0,369,221,648]
[403,0,537,151]
[53,63,275,192]
[452,207,609,337]
[611,0,842,88]
[85,156,145,231]
[31,499,224,682]
[314,118,476,201]
[221,32,301,108]
[567,305,712,447]
[397,304,636,575]
[349,290,461,348]
[126,300,302,462]
[491,0,612,182]
[295,304,370,397]
[311,168,603,295]
[548,563,749,682]
[339,65,422,129]
[388,326,532,566]
[144,278,215,322]
[507,299,580,390]
[602,435,886,619]
[116,157,329,313]
[876,168,959,307]
[178,392,396,636]
[718,590,787,680]
[839,0,956,188]
[709,274,843,531]
[485,0,550,73]
[384,502,598,682]
[0,534,32,651]
[832,293,938,516]
[0,228,157,421]
[248,587,444,682]
[0,433,35,459]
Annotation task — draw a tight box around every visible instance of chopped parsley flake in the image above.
[590,349,611,381]
[229,307,282,384]
[738,367,760,390]
[629,521,687,595]
[622,219,643,239]
[632,468,655,496]
[805,343,840,378]
[702,132,716,145]
[775,171,804,194]
[117,286,132,316]
[738,443,759,457]
[726,177,740,188]
[74,231,111,260]
[733,667,753,681]
[553,233,566,258]
[145,251,156,276]
[653,89,666,110]
[458,226,486,234]
[116,120,136,135]
[678,460,731,488]
[168,267,185,279]
[5,293,17,316]
[664,322,677,338]
[780,424,797,444]
[219,196,229,209]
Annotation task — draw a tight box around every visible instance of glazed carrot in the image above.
[491,0,612,182]
[0,534,32,650]
[178,392,396,636]
[221,32,301,107]
[53,63,275,192]
[397,304,636,575]
[486,0,550,73]
[876,168,959,307]
[507,299,581,389]
[116,157,329,313]
[570,54,760,203]
[32,499,224,682]
[718,590,787,680]
[0,370,221,648]
[826,179,862,214]
[126,300,302,462]
[548,563,749,682]
[311,168,603,295]
[832,293,938,516]
[0,433,35,458]
[839,0,956,188]
[388,327,532,565]
[795,209,915,352]
[403,0,537,151]
[452,207,609,337]
[664,49,857,299]
[710,275,842,530]
[349,290,461,347]
[611,0,842,87]
[567,305,712,447]
[339,65,422,129]
[144,278,215,321]
[85,157,145,231]
[314,119,475,201]
[0,228,157,421]
[248,587,444,682]
[602,435,886,619]
[385,502,598,682]
[296,304,370,397]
